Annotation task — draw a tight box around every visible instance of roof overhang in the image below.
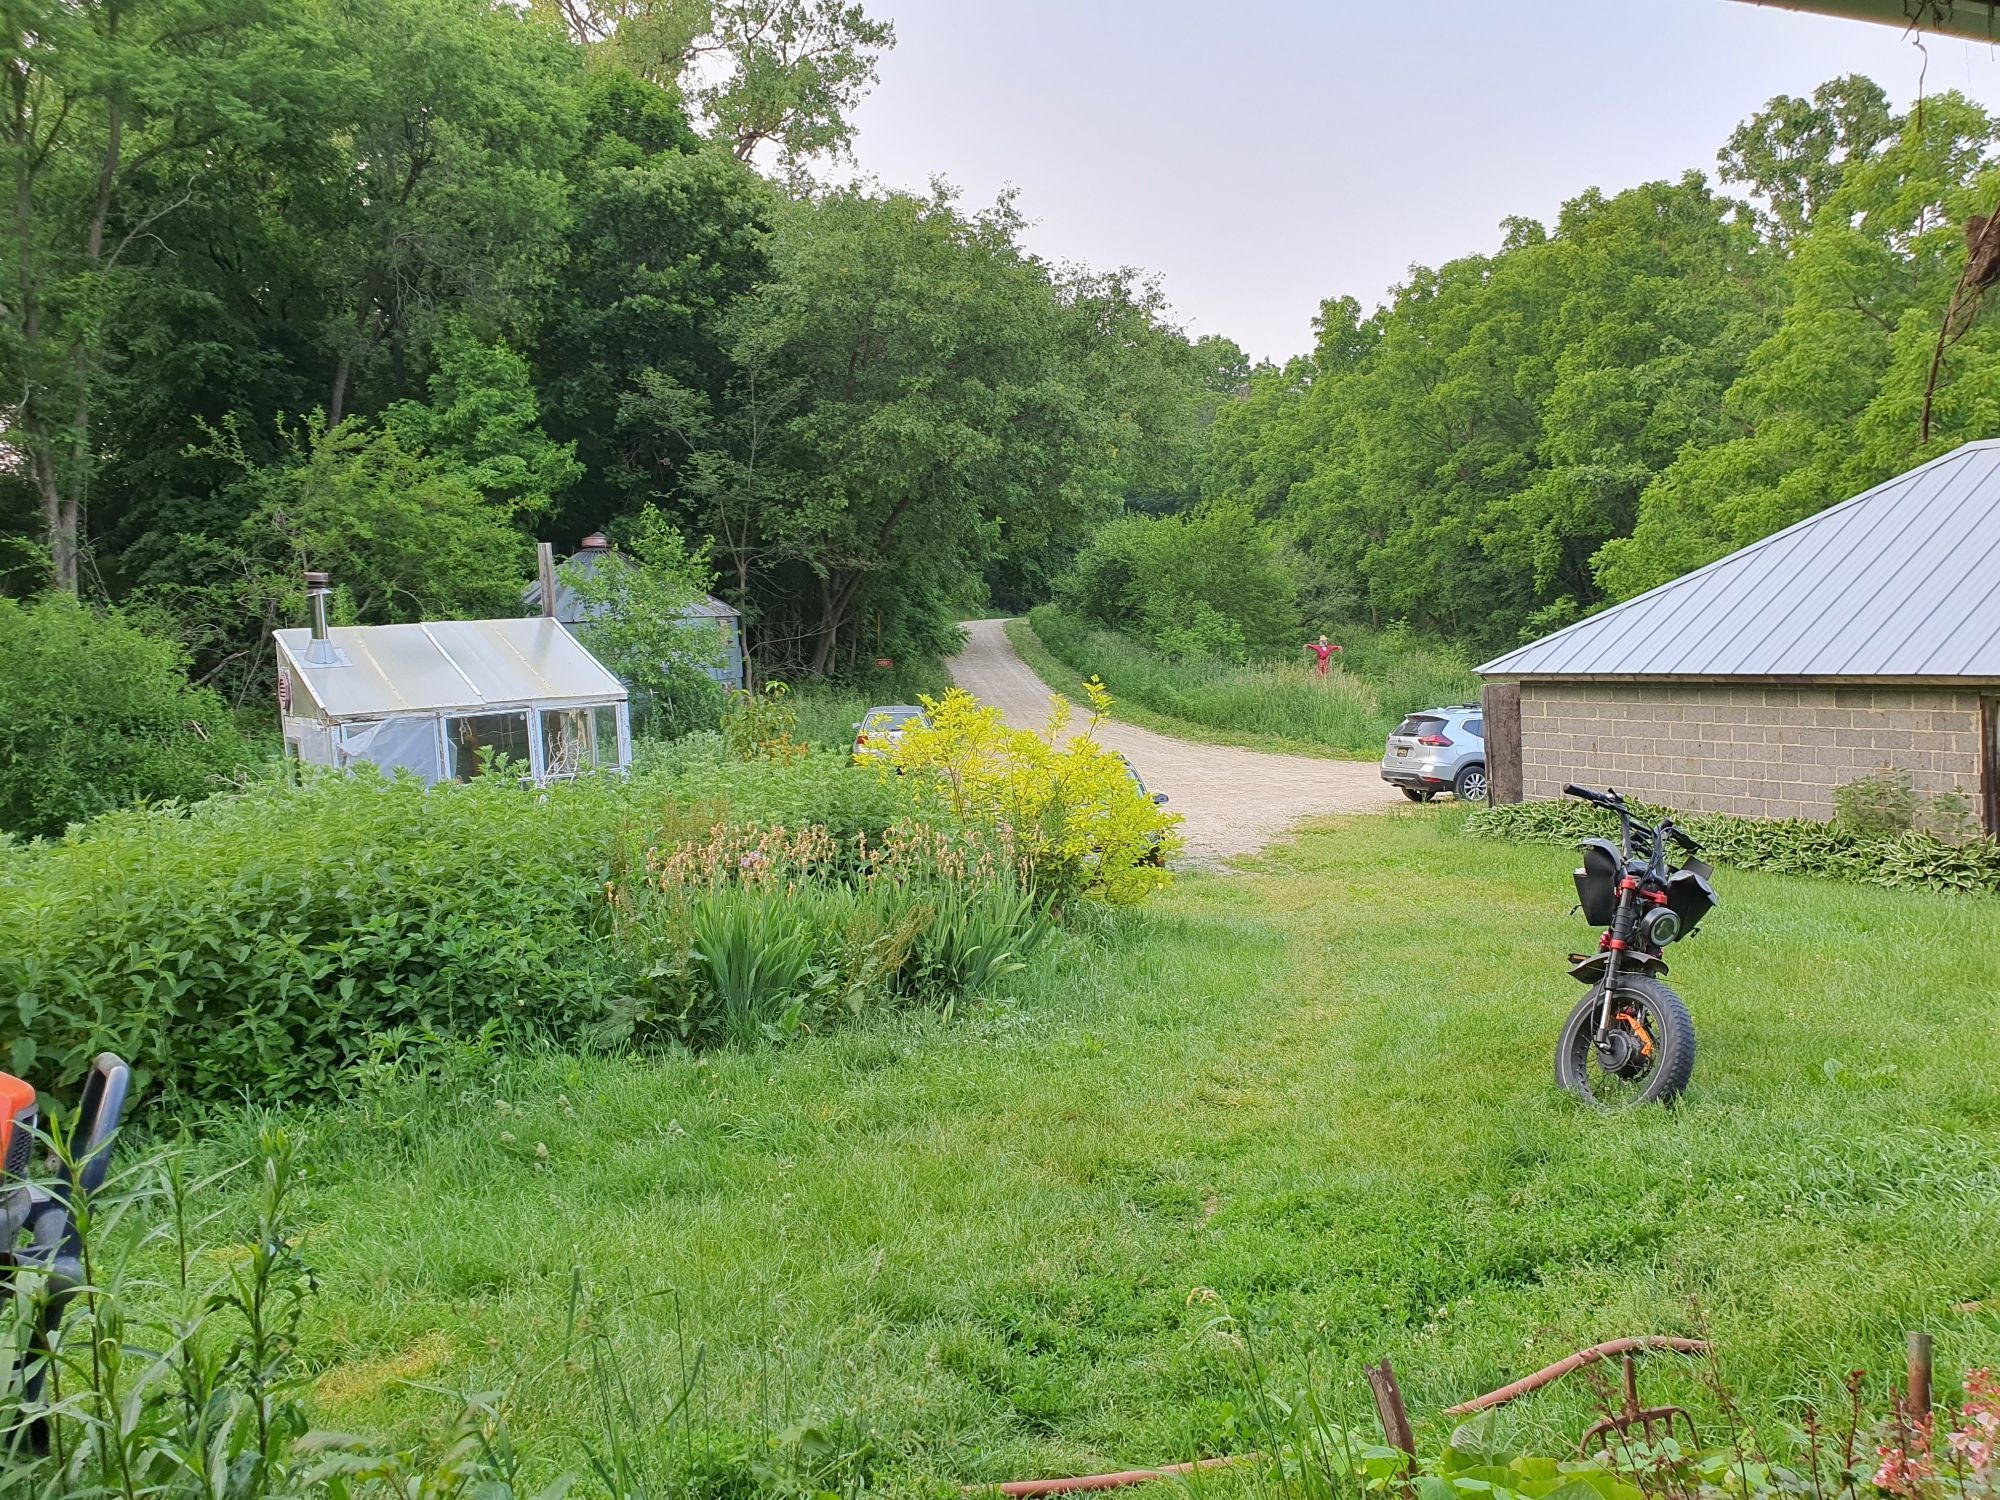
[1481,673,2000,687]
[1729,0,2000,38]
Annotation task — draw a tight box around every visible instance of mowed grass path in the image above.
[277,811,2000,1490]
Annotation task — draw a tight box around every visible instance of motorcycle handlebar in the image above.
[1562,783,1622,808]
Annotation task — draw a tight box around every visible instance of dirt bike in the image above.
[1556,785,1717,1108]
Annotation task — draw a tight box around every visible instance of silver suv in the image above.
[1380,704,1486,802]
[852,704,928,760]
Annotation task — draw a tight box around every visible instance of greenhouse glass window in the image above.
[448,712,532,780]
[539,707,594,778]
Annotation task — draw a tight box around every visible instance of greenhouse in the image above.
[275,595,631,786]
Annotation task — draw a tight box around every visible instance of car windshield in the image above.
[863,707,923,730]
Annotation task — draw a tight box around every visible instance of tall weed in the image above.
[1026,605,1478,753]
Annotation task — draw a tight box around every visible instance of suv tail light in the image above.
[1417,733,1452,747]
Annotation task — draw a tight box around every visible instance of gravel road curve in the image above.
[947,618,1405,866]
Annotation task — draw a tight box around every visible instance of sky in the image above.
[839,1,2000,363]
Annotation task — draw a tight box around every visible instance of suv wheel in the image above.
[1453,763,1488,802]
[1400,787,1434,803]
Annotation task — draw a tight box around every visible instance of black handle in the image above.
[1562,784,1621,808]
[69,1053,130,1197]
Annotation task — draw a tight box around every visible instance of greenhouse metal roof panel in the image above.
[275,617,626,720]
[1478,440,2000,681]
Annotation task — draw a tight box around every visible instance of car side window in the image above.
[1466,717,1483,738]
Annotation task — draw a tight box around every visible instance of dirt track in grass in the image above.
[948,617,1404,866]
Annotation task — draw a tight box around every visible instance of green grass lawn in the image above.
[226,811,1999,1493]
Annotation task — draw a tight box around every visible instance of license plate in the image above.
[1394,746,1408,757]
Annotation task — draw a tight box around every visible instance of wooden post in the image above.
[1367,1358,1417,1458]
[1907,1330,1933,1418]
[536,542,558,619]
[1483,681,1523,805]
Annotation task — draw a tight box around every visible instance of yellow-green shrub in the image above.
[883,681,1180,906]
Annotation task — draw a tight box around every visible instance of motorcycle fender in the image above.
[1567,951,1668,984]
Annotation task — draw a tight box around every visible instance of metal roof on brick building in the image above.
[1478,439,2000,682]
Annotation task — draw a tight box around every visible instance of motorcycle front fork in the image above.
[1593,889,1637,1042]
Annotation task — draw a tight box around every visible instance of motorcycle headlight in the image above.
[1640,906,1682,947]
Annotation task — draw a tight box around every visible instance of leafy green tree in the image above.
[717,187,1110,675]
[150,413,535,706]
[1204,173,1776,648]
[1719,74,1894,243]
[0,595,258,836]
[310,0,579,427]
[1598,92,2000,602]
[531,69,773,543]
[385,324,583,517]
[560,506,724,736]
[0,0,333,591]
[546,0,893,167]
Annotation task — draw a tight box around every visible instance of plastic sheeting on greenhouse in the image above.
[273,617,630,786]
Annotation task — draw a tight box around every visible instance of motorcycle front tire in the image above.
[1555,975,1695,1108]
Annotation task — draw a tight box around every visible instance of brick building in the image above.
[1477,440,2000,833]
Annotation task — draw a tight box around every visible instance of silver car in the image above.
[852,704,928,760]
[1380,704,1487,802]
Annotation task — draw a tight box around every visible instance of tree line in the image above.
[1193,77,2000,655]
[0,0,1239,700]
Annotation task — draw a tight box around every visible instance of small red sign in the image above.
[277,664,292,715]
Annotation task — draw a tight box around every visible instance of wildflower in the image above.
[1874,1438,1935,1495]
[1947,1368,2000,1473]
[499,1131,515,1144]
[534,1141,549,1160]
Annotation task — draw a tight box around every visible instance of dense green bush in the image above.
[0,746,963,1103]
[1466,797,2000,896]
[1026,604,1478,753]
[0,595,261,837]
[1055,505,1299,656]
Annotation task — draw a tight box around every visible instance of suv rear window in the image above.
[1394,715,1444,737]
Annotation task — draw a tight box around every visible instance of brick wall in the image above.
[1516,681,1993,820]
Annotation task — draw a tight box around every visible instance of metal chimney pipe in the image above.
[302,570,345,666]
[305,571,331,641]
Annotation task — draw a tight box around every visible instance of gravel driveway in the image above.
[948,619,1404,866]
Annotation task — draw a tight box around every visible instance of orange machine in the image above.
[0,1071,34,1186]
